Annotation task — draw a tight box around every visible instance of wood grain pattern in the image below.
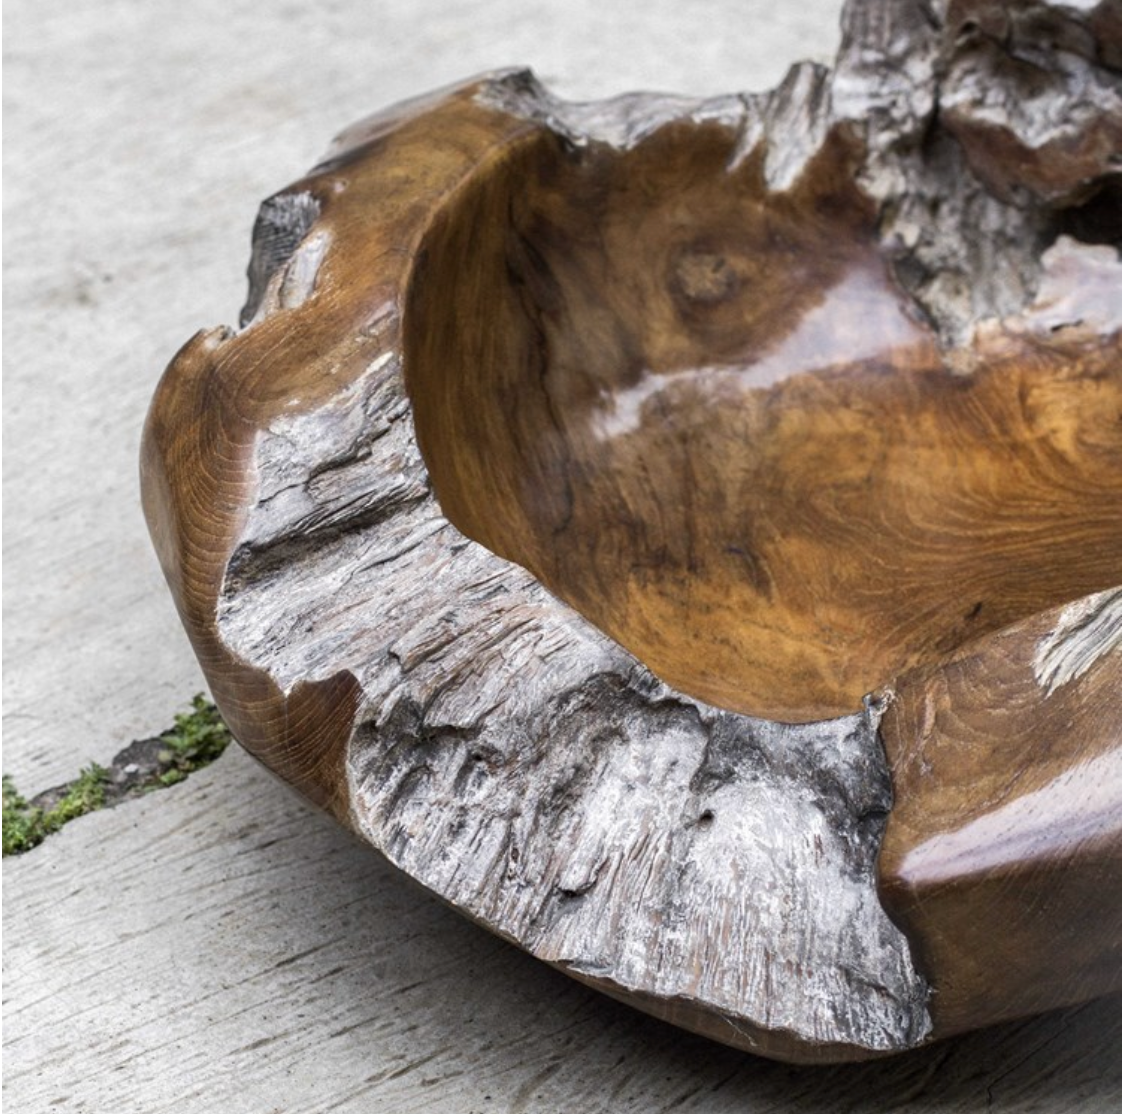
[406,121,1119,723]
[141,0,1121,1063]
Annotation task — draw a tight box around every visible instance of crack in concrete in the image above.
[2,696,233,856]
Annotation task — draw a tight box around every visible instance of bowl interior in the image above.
[404,121,1120,721]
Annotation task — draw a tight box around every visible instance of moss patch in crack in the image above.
[154,694,234,785]
[3,766,108,856]
[2,695,234,856]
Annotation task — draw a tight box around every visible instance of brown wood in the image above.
[880,590,1121,1038]
[141,0,1121,1064]
[407,123,1119,723]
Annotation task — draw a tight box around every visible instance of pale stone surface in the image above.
[2,0,1120,1109]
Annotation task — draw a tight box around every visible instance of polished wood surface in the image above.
[406,123,1120,723]
[880,592,1121,1037]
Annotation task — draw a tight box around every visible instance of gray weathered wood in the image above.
[218,320,927,1056]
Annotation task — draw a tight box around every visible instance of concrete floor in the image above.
[3,1,1120,1111]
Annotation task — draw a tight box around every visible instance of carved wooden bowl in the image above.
[142,4,1121,1065]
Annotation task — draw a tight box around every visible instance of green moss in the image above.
[3,764,109,856]
[3,775,38,856]
[159,694,233,774]
[2,695,234,857]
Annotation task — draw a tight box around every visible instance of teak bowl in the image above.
[142,8,1121,1065]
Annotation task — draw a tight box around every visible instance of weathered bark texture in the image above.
[141,0,1121,1063]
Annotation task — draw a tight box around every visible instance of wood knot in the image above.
[671,249,740,305]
